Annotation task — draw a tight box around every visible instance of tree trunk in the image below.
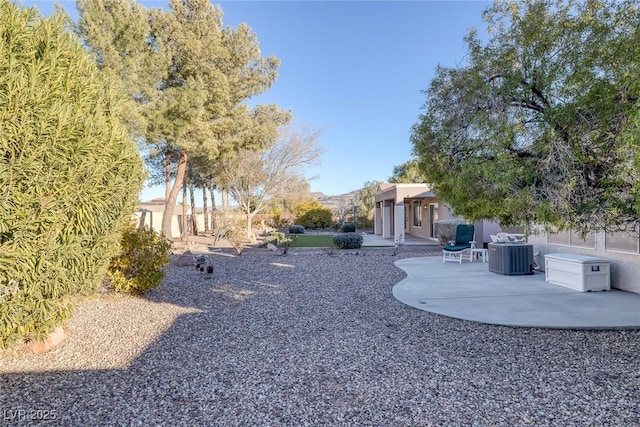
[161,151,188,239]
[138,211,147,230]
[221,188,228,211]
[181,177,188,241]
[202,182,209,233]
[208,178,217,231]
[246,206,254,240]
[164,154,172,201]
[189,181,197,236]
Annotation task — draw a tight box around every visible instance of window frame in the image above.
[412,200,422,227]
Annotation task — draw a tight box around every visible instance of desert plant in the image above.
[106,226,172,293]
[0,3,144,347]
[260,231,291,248]
[227,228,249,255]
[261,234,280,247]
[333,232,363,249]
[289,225,305,234]
[341,222,356,233]
[210,209,243,246]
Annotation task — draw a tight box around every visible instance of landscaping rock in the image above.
[266,243,278,252]
[175,250,194,267]
[3,246,640,426]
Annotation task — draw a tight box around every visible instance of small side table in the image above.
[469,248,488,263]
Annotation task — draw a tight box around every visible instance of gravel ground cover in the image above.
[2,245,640,426]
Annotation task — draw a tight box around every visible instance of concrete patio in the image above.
[361,233,439,247]
[393,256,640,329]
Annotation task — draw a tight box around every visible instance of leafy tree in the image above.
[264,177,311,228]
[411,0,640,234]
[270,175,312,218]
[388,160,426,183]
[334,194,359,224]
[0,2,144,346]
[218,126,324,239]
[76,0,161,137]
[357,180,382,222]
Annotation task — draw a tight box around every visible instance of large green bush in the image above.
[0,3,144,347]
[107,226,172,294]
[296,208,333,229]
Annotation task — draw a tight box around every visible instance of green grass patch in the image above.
[288,234,336,248]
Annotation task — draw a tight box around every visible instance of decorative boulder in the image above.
[267,243,278,252]
[176,250,195,267]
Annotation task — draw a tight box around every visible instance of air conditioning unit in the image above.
[489,243,534,275]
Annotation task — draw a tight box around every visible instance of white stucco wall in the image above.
[528,230,640,294]
[374,203,382,235]
[134,210,183,238]
[382,203,392,239]
[395,204,405,244]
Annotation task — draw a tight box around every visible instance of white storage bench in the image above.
[544,253,610,292]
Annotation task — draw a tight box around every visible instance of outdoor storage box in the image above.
[544,253,610,292]
[488,243,534,276]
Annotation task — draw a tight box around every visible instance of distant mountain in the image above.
[313,188,363,211]
[309,191,328,199]
[141,189,364,213]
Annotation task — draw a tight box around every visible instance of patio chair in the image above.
[442,224,475,263]
[496,232,526,243]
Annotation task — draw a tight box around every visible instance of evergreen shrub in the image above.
[289,225,305,234]
[106,226,172,293]
[333,232,363,249]
[0,3,144,347]
[342,222,356,233]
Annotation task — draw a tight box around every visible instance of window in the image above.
[570,232,596,249]
[547,230,595,249]
[605,230,639,254]
[412,200,422,227]
[547,230,569,246]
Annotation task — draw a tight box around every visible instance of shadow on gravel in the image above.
[0,248,410,425]
[3,247,640,426]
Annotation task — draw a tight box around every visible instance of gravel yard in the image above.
[2,246,640,426]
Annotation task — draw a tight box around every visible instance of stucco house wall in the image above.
[474,221,504,248]
[135,198,191,238]
[375,184,640,293]
[374,183,529,249]
[374,183,457,244]
[528,227,640,293]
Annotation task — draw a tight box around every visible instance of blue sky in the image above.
[23,0,491,199]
